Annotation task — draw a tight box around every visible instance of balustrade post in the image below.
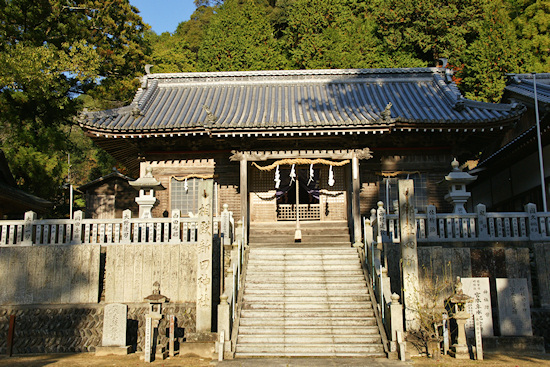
[427,205,438,239]
[526,203,541,240]
[376,201,387,244]
[476,204,489,240]
[71,210,83,244]
[22,211,37,246]
[217,293,230,358]
[221,204,231,246]
[121,209,132,244]
[390,293,404,353]
[170,210,181,243]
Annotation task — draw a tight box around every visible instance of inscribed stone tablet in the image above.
[462,277,494,337]
[496,278,533,336]
[102,303,127,347]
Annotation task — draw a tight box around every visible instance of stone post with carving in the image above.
[398,179,419,330]
[196,179,214,332]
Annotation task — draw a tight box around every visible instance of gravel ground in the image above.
[0,352,549,367]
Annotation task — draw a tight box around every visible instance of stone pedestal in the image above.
[449,311,471,359]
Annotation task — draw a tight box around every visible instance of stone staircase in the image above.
[234,221,386,357]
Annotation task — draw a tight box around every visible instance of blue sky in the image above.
[129,0,198,34]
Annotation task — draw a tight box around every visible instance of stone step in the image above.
[246,265,360,272]
[239,317,378,327]
[235,343,386,356]
[237,325,380,335]
[242,295,371,303]
[237,334,382,344]
[243,287,369,295]
[250,249,357,256]
[244,281,367,289]
[242,301,373,310]
[249,243,354,248]
[245,271,365,280]
[250,221,348,229]
[244,276,366,285]
[249,236,351,244]
[240,309,375,318]
[248,252,359,260]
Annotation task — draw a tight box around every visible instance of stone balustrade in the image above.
[368,202,550,245]
[0,209,233,247]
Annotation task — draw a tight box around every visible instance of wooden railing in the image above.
[0,208,234,247]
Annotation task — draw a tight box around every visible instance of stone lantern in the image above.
[447,276,473,359]
[143,281,169,362]
[130,167,165,218]
[444,159,477,214]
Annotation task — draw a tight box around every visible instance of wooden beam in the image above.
[230,148,372,162]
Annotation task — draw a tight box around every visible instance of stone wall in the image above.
[0,245,100,305]
[0,303,195,355]
[104,244,197,304]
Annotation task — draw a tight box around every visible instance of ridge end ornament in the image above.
[355,148,373,160]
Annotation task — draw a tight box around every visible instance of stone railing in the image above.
[0,208,234,247]
[363,218,404,359]
[217,220,246,360]
[368,202,550,244]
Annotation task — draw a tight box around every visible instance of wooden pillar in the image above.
[240,158,248,245]
[352,153,362,246]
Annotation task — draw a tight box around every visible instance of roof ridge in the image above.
[143,67,445,80]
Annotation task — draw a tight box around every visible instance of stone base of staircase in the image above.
[235,223,385,358]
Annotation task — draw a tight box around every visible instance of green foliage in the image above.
[514,0,550,72]
[368,0,483,63]
[147,31,197,73]
[198,0,288,71]
[0,0,147,212]
[284,0,378,69]
[454,0,526,102]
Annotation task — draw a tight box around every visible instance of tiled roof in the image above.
[505,73,550,105]
[81,68,524,136]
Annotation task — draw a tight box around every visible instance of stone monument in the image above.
[96,303,131,356]
[462,277,494,337]
[398,179,419,330]
[496,278,533,336]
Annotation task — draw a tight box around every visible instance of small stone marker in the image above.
[96,303,130,356]
[462,277,494,337]
[496,278,533,336]
[144,316,152,363]
[442,313,449,355]
[169,315,175,357]
[474,314,483,360]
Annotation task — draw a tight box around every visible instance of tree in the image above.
[197,0,288,71]
[368,0,483,64]
[147,31,197,73]
[514,0,550,72]
[283,0,371,69]
[0,0,148,213]
[454,0,525,102]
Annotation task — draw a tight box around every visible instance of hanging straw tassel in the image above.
[274,165,281,189]
[289,164,296,182]
[328,165,335,187]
